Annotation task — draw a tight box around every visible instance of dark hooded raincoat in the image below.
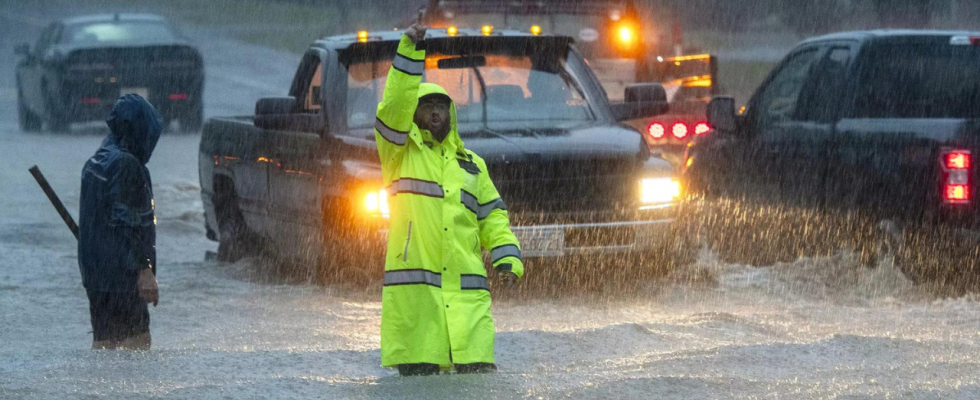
[78,94,161,292]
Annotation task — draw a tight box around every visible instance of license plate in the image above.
[564,226,635,248]
[121,87,149,100]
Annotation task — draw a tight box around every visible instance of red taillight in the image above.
[169,93,189,100]
[80,97,100,104]
[671,122,688,139]
[941,149,972,204]
[694,122,711,136]
[946,185,969,201]
[648,122,665,139]
[946,152,970,169]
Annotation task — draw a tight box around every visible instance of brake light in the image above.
[947,185,969,201]
[648,122,665,139]
[169,93,189,100]
[946,152,970,169]
[941,149,972,204]
[671,122,688,139]
[694,122,711,136]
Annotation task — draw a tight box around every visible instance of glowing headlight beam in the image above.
[365,189,389,218]
[640,178,681,204]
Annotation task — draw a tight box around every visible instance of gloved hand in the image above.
[496,271,518,288]
[405,11,427,44]
[138,268,159,306]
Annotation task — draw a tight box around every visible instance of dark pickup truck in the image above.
[199,28,685,279]
[687,30,980,282]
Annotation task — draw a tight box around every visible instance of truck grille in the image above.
[487,157,638,224]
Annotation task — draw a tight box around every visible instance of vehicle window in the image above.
[305,62,322,112]
[62,22,177,45]
[755,49,820,127]
[798,47,851,122]
[853,43,980,119]
[35,25,57,56]
[346,53,592,131]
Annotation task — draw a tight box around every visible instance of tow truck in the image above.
[417,0,718,167]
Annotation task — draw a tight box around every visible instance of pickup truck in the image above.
[687,30,980,285]
[198,28,685,282]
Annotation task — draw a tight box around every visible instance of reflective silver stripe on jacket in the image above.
[383,269,442,287]
[392,53,425,76]
[388,178,445,198]
[477,198,506,220]
[375,118,407,145]
[460,190,507,220]
[460,190,479,214]
[491,244,522,263]
[460,274,489,291]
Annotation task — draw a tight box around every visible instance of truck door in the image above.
[20,23,58,115]
[743,45,824,205]
[267,51,330,260]
[785,44,856,207]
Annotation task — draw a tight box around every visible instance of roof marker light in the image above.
[481,25,493,36]
[694,122,711,135]
[530,25,542,35]
[671,122,688,139]
[357,31,369,42]
[648,122,665,139]
[447,26,458,36]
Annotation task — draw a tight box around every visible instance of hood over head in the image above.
[105,94,162,165]
[417,82,465,153]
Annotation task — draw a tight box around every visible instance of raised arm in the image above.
[374,25,427,176]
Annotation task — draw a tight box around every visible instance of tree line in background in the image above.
[662,0,980,36]
[262,0,980,37]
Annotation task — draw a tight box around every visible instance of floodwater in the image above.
[1,3,979,399]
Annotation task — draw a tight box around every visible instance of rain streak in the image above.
[1,0,979,398]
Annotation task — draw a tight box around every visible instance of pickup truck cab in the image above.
[199,28,683,279]
[687,30,980,281]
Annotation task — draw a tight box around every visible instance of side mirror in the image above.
[610,83,669,121]
[254,96,326,133]
[255,96,297,130]
[625,82,667,103]
[707,96,736,132]
[15,43,30,57]
[256,96,297,116]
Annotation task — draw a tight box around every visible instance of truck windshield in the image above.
[853,42,980,119]
[346,51,594,132]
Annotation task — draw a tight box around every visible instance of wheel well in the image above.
[213,175,239,224]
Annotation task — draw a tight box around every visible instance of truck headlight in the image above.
[640,178,681,205]
[364,189,389,218]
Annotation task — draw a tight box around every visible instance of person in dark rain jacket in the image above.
[78,94,161,350]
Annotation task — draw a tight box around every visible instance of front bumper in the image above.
[512,209,675,257]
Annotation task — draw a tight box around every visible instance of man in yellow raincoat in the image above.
[374,22,524,376]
